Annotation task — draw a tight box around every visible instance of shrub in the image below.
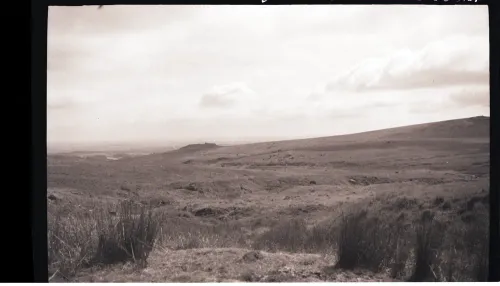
[441,201,452,210]
[47,210,96,279]
[252,218,309,252]
[409,211,444,282]
[240,270,259,282]
[325,196,488,282]
[47,200,161,280]
[334,210,368,269]
[304,221,337,254]
[433,196,445,206]
[390,235,411,279]
[334,210,403,272]
[436,205,489,281]
[91,200,161,266]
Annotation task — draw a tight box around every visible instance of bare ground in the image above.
[71,248,399,282]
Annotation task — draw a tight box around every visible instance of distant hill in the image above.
[57,116,489,164]
[178,143,220,152]
[180,116,490,157]
[115,142,221,163]
[372,116,489,140]
[272,116,490,143]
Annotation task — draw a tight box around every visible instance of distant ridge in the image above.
[90,116,489,163]
[178,142,220,152]
[48,116,489,157]
[200,116,490,153]
[257,116,490,144]
[381,116,489,140]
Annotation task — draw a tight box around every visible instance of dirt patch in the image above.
[241,251,264,262]
[48,194,60,201]
[191,206,254,220]
[277,204,329,216]
[168,182,204,193]
[407,177,446,185]
[347,175,393,186]
[193,207,226,217]
[259,177,315,192]
[114,248,389,283]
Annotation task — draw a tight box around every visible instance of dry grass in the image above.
[436,203,489,281]
[331,196,489,282]
[46,117,490,282]
[156,218,248,250]
[248,191,489,282]
[48,200,161,280]
[48,189,489,282]
[91,200,160,266]
[335,210,391,272]
[252,217,339,254]
[408,210,445,281]
[252,218,309,253]
[48,208,95,279]
[73,247,333,282]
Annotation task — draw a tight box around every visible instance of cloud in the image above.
[199,82,256,109]
[409,87,489,114]
[322,99,405,120]
[200,94,236,108]
[324,35,488,93]
[327,109,360,120]
[449,87,489,108]
[47,91,102,112]
[46,5,490,145]
[48,5,200,37]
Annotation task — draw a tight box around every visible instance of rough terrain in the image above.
[47,116,490,282]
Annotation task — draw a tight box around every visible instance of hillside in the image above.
[380,116,489,139]
[47,116,490,282]
[178,142,220,151]
[321,115,489,140]
[180,116,489,159]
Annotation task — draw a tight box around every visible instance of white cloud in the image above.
[46,5,489,145]
[324,35,489,92]
[198,82,265,118]
[200,82,256,105]
[449,87,489,108]
[407,86,489,115]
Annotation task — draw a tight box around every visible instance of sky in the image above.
[47,4,490,148]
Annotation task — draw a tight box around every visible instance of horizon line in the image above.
[47,114,489,153]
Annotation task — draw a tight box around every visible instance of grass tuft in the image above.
[48,200,161,279]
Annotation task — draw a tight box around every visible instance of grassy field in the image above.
[47,116,490,282]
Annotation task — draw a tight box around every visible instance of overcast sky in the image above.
[47,5,489,147]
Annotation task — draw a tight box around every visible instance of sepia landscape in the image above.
[47,5,490,283]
